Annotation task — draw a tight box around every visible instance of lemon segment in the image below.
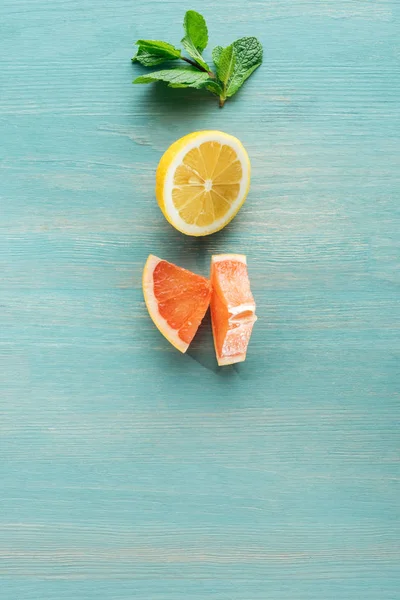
[155,131,251,236]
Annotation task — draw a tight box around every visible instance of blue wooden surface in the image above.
[1,1,399,598]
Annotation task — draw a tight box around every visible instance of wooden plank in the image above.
[1,0,399,598]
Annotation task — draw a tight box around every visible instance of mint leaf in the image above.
[132,40,181,66]
[133,48,169,67]
[133,67,210,89]
[181,10,210,72]
[212,46,223,68]
[183,10,208,52]
[212,45,234,85]
[226,37,262,96]
[181,39,210,71]
[213,37,263,105]
[206,80,224,96]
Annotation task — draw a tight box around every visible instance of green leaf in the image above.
[181,10,210,71]
[226,37,263,97]
[183,10,208,52]
[212,46,223,68]
[213,37,263,101]
[132,40,181,66]
[212,44,234,85]
[206,80,224,96]
[181,39,210,71]
[133,67,210,89]
[168,83,191,89]
[133,48,169,67]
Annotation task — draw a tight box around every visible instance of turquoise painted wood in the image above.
[1,0,399,598]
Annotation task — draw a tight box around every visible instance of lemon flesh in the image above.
[156,131,251,236]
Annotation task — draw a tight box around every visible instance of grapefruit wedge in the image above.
[143,255,211,353]
[210,254,257,366]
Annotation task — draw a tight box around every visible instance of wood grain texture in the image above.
[1,0,399,598]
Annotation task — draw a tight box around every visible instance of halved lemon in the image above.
[156,131,251,236]
[142,255,212,353]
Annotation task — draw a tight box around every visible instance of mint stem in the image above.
[181,56,215,78]
[219,96,226,108]
[181,56,203,70]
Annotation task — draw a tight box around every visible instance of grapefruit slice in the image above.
[143,255,211,353]
[210,254,257,366]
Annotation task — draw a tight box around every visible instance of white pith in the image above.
[212,253,247,265]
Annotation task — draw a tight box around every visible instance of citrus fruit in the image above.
[142,254,211,353]
[210,254,257,366]
[156,130,251,236]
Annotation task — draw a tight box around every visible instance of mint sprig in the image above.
[132,10,263,107]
